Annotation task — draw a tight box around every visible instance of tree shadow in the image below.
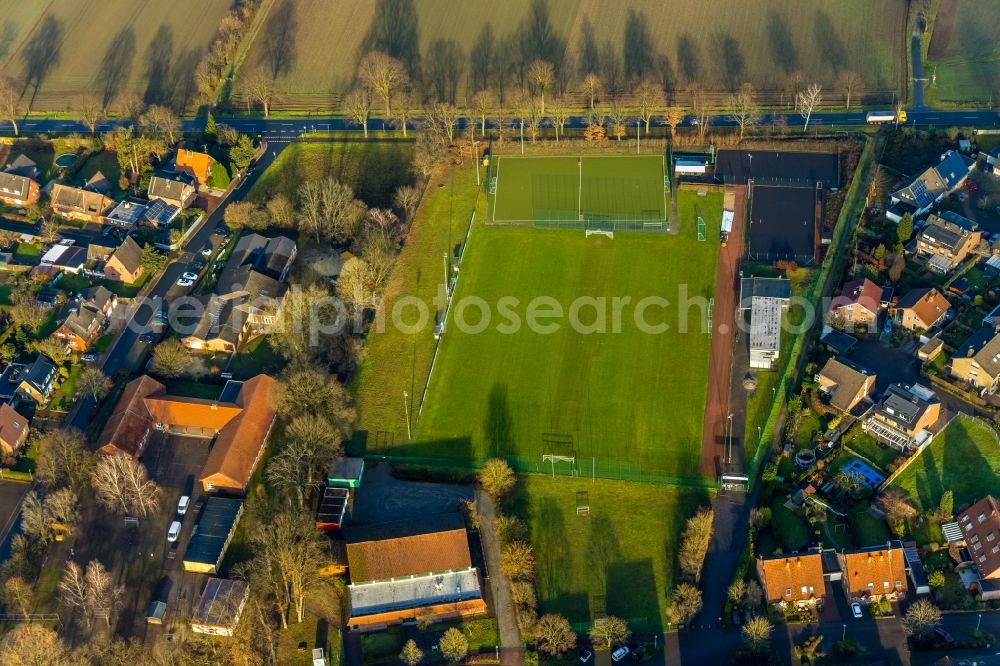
[601,40,623,98]
[676,33,700,84]
[484,383,512,457]
[577,15,600,79]
[623,9,653,82]
[713,31,744,92]
[20,14,63,104]
[470,22,495,92]
[142,25,172,106]
[264,0,298,80]
[97,27,136,111]
[167,47,202,111]
[425,38,465,104]
[766,10,799,75]
[815,9,847,74]
[655,53,676,99]
[606,559,659,630]
[368,0,421,79]
[0,20,17,61]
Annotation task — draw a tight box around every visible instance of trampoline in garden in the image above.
[841,458,886,488]
[55,153,77,168]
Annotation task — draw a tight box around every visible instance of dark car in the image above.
[139,333,157,344]
[934,627,955,644]
[629,645,647,661]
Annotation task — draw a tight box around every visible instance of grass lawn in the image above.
[100,273,149,298]
[208,161,231,189]
[161,379,223,400]
[890,415,1000,511]
[361,625,405,663]
[248,136,415,209]
[50,364,81,411]
[55,272,91,293]
[842,428,901,471]
[426,617,499,650]
[792,409,824,450]
[506,476,711,632]
[13,243,43,263]
[91,333,114,354]
[228,336,282,379]
[491,155,666,224]
[412,190,718,478]
[0,283,12,305]
[277,608,342,666]
[848,508,892,547]
[770,499,810,551]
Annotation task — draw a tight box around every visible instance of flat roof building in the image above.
[183,497,244,574]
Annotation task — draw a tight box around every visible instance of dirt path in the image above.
[699,185,746,477]
[475,489,524,666]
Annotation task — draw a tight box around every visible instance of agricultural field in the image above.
[0,0,230,112]
[247,133,415,209]
[234,0,906,112]
[506,475,710,631]
[405,189,720,480]
[925,0,1000,104]
[889,414,1000,512]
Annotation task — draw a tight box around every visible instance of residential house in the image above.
[987,146,1000,177]
[838,544,908,602]
[346,513,487,632]
[0,172,40,207]
[864,383,941,450]
[816,358,877,413]
[104,236,144,284]
[889,150,975,219]
[0,403,28,457]
[182,234,296,353]
[39,241,87,274]
[951,328,1000,393]
[15,356,58,404]
[83,171,113,197]
[104,200,148,229]
[5,155,38,180]
[148,176,196,209]
[52,286,117,351]
[97,374,278,494]
[756,552,826,607]
[916,214,980,273]
[917,335,945,363]
[87,240,117,264]
[50,183,112,223]
[191,578,250,636]
[893,288,951,331]
[829,278,882,331]
[957,496,1000,598]
[175,149,217,188]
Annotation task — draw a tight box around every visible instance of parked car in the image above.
[934,627,955,644]
[193,258,206,270]
[176,277,195,287]
[579,651,593,664]
[139,333,157,344]
[630,645,647,661]
[201,244,213,256]
[81,353,97,362]
[851,603,863,619]
[967,179,979,192]
[167,521,182,542]
[181,272,198,281]
[611,647,630,662]
[177,496,190,516]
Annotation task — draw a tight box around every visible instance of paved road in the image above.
[475,489,524,666]
[5,107,1000,145]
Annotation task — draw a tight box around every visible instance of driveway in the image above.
[349,462,472,525]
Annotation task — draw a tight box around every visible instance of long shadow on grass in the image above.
[942,418,992,507]
[484,383,513,458]
[97,27,136,111]
[917,437,943,510]
[607,559,659,631]
[537,494,592,623]
[143,25,173,106]
[766,10,799,76]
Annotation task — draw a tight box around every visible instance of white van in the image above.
[167,521,182,542]
[177,496,190,515]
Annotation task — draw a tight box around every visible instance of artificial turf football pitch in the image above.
[413,188,722,480]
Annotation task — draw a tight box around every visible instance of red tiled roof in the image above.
[758,553,825,603]
[958,496,1000,579]
[97,375,165,456]
[175,149,214,185]
[833,278,882,316]
[0,403,28,452]
[347,527,472,583]
[143,395,241,430]
[843,548,907,597]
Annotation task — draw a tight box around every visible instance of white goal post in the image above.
[585,229,614,240]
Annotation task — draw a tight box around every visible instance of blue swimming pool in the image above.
[841,458,885,488]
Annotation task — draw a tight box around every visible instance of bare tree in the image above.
[742,615,773,651]
[500,540,535,581]
[580,73,602,110]
[837,70,862,111]
[20,491,52,542]
[91,455,160,519]
[393,184,420,223]
[667,583,702,626]
[76,96,103,135]
[589,616,630,649]
[549,97,569,142]
[678,507,714,583]
[797,84,822,130]
[217,123,240,147]
[635,78,663,134]
[3,576,33,616]
[151,339,189,378]
[320,177,367,244]
[266,193,296,228]
[0,623,69,664]
[902,598,941,639]
[276,365,357,423]
[534,613,576,656]
[471,89,494,137]
[243,68,276,117]
[439,628,469,663]
[35,428,94,493]
[878,489,917,535]
[249,511,326,624]
[478,458,516,499]
[663,106,684,138]
[427,102,460,144]
[343,88,371,138]
[400,640,423,666]
[0,77,21,136]
[393,88,413,137]
[728,83,761,141]
[358,52,408,118]
[84,559,123,626]
[139,105,181,145]
[527,60,555,115]
[58,561,89,625]
[77,367,112,402]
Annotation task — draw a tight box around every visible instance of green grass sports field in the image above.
[408,189,721,480]
[491,155,666,226]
